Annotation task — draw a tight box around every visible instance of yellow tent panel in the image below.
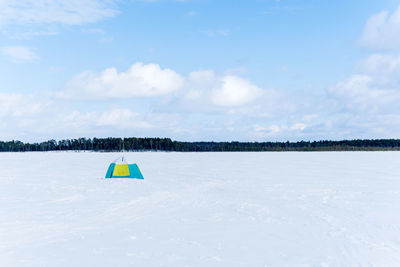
[113,164,130,177]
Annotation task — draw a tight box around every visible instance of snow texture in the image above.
[1,152,400,266]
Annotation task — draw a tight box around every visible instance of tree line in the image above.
[1,137,400,152]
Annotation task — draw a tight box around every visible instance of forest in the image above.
[1,137,400,152]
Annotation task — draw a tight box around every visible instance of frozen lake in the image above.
[1,152,400,266]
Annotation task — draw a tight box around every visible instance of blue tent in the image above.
[105,156,144,179]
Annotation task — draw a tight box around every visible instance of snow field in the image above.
[1,152,400,266]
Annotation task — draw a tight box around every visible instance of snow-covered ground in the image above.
[1,152,400,266]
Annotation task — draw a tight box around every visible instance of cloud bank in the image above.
[3,4,400,141]
[3,53,400,142]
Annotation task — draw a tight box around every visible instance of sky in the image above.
[1,0,400,142]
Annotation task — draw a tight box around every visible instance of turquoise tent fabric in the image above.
[128,164,144,179]
[105,163,116,178]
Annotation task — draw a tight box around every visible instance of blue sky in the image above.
[1,0,400,142]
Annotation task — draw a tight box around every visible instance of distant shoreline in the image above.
[2,137,400,152]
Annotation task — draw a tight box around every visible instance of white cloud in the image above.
[212,75,262,106]
[330,75,374,100]
[167,69,270,112]
[317,51,400,140]
[330,52,400,112]
[360,5,400,50]
[97,109,152,129]
[0,93,44,117]
[291,123,307,131]
[358,53,400,76]
[60,63,185,99]
[253,122,307,138]
[268,125,281,134]
[0,93,55,140]
[60,65,266,109]
[254,124,281,135]
[0,0,117,28]
[1,46,38,61]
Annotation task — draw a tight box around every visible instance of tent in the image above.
[105,156,144,179]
